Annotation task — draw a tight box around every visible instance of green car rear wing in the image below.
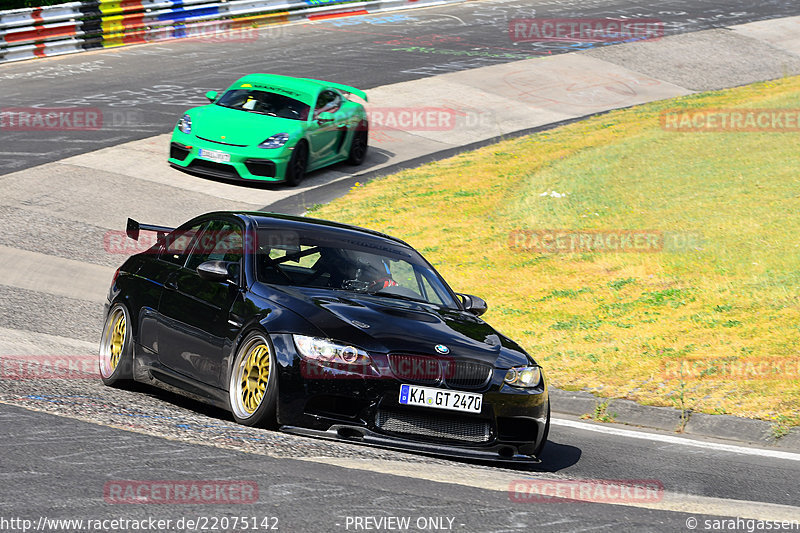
[303,78,368,102]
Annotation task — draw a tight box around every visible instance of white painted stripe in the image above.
[300,457,800,521]
[0,245,113,303]
[552,418,800,462]
[0,326,96,356]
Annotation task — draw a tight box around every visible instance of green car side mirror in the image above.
[317,112,335,123]
[205,90,218,102]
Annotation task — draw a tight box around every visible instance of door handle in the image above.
[165,275,178,290]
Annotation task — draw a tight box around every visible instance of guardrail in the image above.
[0,0,465,64]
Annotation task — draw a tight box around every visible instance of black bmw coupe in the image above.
[99,211,550,461]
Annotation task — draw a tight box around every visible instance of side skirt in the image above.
[132,351,230,411]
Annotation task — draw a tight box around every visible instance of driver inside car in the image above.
[367,260,398,292]
[325,252,397,293]
[357,256,398,293]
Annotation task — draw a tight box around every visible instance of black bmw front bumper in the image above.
[281,425,543,463]
[270,334,549,462]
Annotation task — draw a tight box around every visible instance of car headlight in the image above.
[259,133,289,149]
[178,114,191,134]
[504,366,542,388]
[293,335,370,366]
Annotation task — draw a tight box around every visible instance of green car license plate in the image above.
[198,149,231,163]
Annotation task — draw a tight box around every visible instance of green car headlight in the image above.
[259,133,289,149]
[504,366,542,388]
[178,114,191,134]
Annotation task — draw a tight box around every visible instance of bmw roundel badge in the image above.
[435,344,450,355]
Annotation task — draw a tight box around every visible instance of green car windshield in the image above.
[215,89,310,121]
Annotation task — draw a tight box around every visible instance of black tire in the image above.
[228,331,278,428]
[98,303,134,386]
[347,121,368,165]
[285,141,308,187]
[532,401,551,457]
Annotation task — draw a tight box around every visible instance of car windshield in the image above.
[215,89,310,121]
[256,226,459,308]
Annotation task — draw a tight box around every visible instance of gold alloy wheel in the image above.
[109,313,126,371]
[241,344,270,414]
[99,305,128,379]
[230,335,272,419]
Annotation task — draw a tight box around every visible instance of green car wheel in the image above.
[348,122,368,165]
[286,141,308,187]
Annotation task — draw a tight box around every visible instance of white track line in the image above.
[301,457,800,521]
[552,418,800,462]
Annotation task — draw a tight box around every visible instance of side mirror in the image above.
[197,260,235,283]
[205,90,218,102]
[458,293,488,316]
[317,111,335,123]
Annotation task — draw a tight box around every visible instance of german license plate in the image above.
[198,149,230,163]
[398,384,482,413]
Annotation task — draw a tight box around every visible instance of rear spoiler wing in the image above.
[303,78,368,102]
[126,218,174,241]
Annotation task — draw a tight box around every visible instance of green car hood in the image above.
[190,104,305,147]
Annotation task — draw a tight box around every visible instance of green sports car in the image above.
[168,74,369,186]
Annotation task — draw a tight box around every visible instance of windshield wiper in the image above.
[371,290,429,304]
[215,103,269,115]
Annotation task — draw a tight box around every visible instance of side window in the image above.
[186,220,244,274]
[159,223,204,266]
[419,273,445,305]
[388,260,422,297]
[314,90,341,117]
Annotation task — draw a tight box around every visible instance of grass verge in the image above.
[312,75,800,426]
